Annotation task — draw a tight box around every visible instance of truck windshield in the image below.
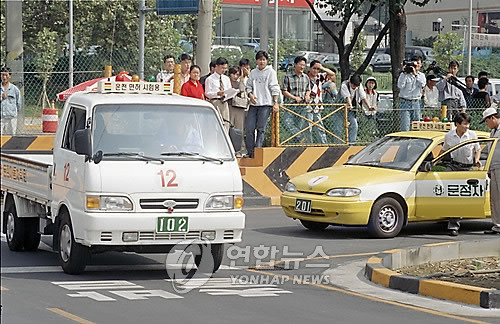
[92,104,233,160]
[345,136,432,171]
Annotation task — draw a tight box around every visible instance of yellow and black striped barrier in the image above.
[1,135,55,152]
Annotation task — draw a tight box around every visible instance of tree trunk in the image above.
[389,0,406,100]
[339,53,351,82]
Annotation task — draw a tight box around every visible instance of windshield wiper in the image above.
[102,152,164,164]
[160,151,223,164]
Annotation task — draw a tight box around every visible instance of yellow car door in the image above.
[414,138,497,220]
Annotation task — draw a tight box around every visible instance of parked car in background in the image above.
[296,51,320,62]
[317,53,340,67]
[370,53,391,72]
[370,46,435,61]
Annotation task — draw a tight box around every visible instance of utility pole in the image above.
[468,0,472,76]
[260,0,268,51]
[196,0,213,75]
[69,0,74,87]
[273,0,279,72]
[138,0,145,79]
[6,0,24,133]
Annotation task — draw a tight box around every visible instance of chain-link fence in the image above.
[3,49,163,135]
[274,98,494,146]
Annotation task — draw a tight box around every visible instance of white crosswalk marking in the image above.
[52,280,142,290]
[67,291,116,301]
[199,287,293,297]
[109,290,183,300]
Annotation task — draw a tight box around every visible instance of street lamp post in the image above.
[436,17,442,34]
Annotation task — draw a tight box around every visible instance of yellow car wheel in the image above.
[300,220,329,231]
[368,197,404,238]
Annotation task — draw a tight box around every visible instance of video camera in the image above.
[403,60,416,73]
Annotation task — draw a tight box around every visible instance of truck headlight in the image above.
[325,188,361,197]
[285,182,297,192]
[205,195,234,210]
[86,195,133,211]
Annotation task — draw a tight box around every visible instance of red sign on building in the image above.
[222,0,312,8]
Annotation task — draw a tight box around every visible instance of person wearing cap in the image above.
[482,107,500,234]
[362,77,378,141]
[439,112,482,236]
[423,74,440,109]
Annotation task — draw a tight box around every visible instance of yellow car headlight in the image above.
[325,188,361,197]
[285,182,297,192]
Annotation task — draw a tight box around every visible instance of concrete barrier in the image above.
[364,239,500,309]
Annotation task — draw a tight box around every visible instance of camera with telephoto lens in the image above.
[403,60,416,73]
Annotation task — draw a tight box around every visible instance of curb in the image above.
[364,239,500,309]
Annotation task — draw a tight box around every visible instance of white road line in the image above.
[1,264,240,274]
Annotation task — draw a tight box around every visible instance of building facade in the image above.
[216,0,314,50]
[405,0,500,41]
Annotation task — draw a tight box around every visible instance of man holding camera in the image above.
[436,60,467,119]
[398,56,426,131]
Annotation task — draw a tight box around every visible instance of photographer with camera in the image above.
[436,60,467,119]
[397,56,426,131]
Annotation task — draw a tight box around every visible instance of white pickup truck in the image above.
[1,81,245,274]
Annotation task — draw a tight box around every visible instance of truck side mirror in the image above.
[74,129,91,160]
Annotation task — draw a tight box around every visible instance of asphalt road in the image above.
[1,207,499,324]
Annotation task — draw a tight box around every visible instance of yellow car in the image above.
[281,130,498,238]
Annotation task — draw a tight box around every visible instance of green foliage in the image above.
[412,35,437,47]
[350,30,367,71]
[211,48,243,68]
[433,32,463,68]
[470,55,500,79]
[32,28,58,82]
[269,38,298,65]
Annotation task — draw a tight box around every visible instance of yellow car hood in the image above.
[291,165,412,194]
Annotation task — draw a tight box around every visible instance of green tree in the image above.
[350,30,367,71]
[433,32,463,69]
[32,27,58,109]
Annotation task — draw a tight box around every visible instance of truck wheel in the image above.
[368,197,404,238]
[194,243,223,273]
[23,218,41,251]
[300,220,329,231]
[4,197,24,251]
[58,211,90,274]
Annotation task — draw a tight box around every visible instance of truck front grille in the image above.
[138,231,202,241]
[139,198,199,210]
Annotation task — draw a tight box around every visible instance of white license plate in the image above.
[295,199,312,213]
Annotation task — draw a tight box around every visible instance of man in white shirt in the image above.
[440,112,481,236]
[397,56,426,131]
[339,74,370,145]
[156,55,175,82]
[482,107,500,234]
[205,57,231,133]
[423,74,440,109]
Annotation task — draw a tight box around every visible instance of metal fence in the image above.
[272,99,494,146]
[2,49,162,135]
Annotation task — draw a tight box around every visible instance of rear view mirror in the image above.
[74,129,91,160]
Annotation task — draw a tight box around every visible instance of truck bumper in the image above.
[70,210,245,246]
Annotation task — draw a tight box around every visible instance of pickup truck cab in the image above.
[1,81,245,274]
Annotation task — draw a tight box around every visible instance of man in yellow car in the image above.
[440,112,481,236]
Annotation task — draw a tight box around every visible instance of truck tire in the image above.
[300,220,329,231]
[58,211,90,274]
[194,243,223,273]
[23,218,41,251]
[4,197,24,251]
[368,197,404,238]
